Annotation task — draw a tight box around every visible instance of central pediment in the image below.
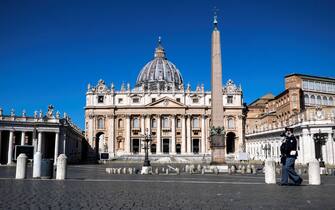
[145,97,186,108]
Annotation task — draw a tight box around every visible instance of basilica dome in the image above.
[136,38,184,91]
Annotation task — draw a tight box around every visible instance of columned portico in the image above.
[125,115,131,154]
[7,130,14,165]
[156,115,162,154]
[201,114,206,154]
[181,116,186,154]
[140,115,145,155]
[171,114,176,154]
[21,131,25,145]
[54,132,59,165]
[186,115,191,154]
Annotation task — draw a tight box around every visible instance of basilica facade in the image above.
[84,38,245,162]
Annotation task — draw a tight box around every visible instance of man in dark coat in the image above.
[279,127,303,186]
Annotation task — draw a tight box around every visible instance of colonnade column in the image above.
[171,114,176,154]
[299,134,304,164]
[156,115,161,154]
[54,132,59,166]
[7,130,14,165]
[37,131,42,153]
[186,115,191,154]
[326,133,334,165]
[140,115,145,155]
[181,116,186,154]
[125,115,131,154]
[21,131,25,145]
[201,114,206,154]
[108,115,115,156]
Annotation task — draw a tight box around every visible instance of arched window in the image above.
[133,117,139,128]
[322,96,328,105]
[329,97,334,106]
[310,95,315,104]
[118,119,123,128]
[228,118,235,129]
[151,118,157,128]
[317,95,322,105]
[304,94,309,105]
[162,117,169,128]
[98,118,104,129]
[192,117,199,128]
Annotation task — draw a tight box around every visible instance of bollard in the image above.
[162,168,165,173]
[246,165,251,174]
[56,154,67,180]
[166,168,169,175]
[309,159,321,185]
[197,164,202,173]
[265,159,276,184]
[230,165,236,174]
[128,168,133,174]
[251,165,256,174]
[123,168,127,174]
[155,168,159,175]
[241,166,246,174]
[16,153,28,179]
[202,168,205,175]
[185,165,189,173]
[106,168,111,174]
[33,152,42,178]
[176,168,180,175]
[213,167,219,175]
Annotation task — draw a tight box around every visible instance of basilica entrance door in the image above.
[192,139,199,154]
[163,139,170,154]
[132,139,140,154]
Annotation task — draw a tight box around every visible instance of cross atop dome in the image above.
[154,36,166,58]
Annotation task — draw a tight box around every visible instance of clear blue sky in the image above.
[1,0,334,129]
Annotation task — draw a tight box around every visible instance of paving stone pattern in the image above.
[0,164,334,209]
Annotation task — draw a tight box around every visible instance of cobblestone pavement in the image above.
[0,164,334,210]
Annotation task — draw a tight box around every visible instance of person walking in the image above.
[279,127,303,186]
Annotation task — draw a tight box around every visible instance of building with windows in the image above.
[0,106,84,165]
[245,74,335,165]
[85,26,245,162]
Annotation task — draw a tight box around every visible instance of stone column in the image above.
[63,132,66,154]
[54,132,59,166]
[16,153,27,179]
[156,115,162,154]
[7,130,14,165]
[186,115,192,154]
[310,134,316,162]
[326,133,334,165]
[140,115,145,154]
[37,131,42,153]
[108,115,115,156]
[171,114,176,154]
[201,114,206,154]
[302,130,310,163]
[125,115,131,154]
[299,134,304,164]
[89,116,94,146]
[181,116,186,154]
[21,131,25,145]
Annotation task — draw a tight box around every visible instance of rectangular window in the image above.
[176,119,181,128]
[227,96,233,104]
[98,96,104,103]
[176,98,181,102]
[151,98,156,103]
[132,98,139,103]
[209,99,211,104]
[118,98,123,104]
[302,80,308,90]
[192,98,199,103]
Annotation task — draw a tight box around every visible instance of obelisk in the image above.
[210,15,225,164]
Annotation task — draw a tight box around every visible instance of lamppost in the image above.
[262,143,271,159]
[141,128,152,174]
